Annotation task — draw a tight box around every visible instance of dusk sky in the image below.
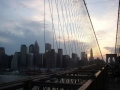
[86,0,119,59]
[0,0,119,60]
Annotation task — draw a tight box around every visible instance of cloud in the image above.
[104,47,115,53]
[0,28,53,55]
[95,30,107,40]
[85,0,118,60]
[0,20,46,37]
[0,19,53,55]
[0,0,107,60]
[0,36,14,43]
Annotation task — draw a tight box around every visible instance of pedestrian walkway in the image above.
[108,77,120,90]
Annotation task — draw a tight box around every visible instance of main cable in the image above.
[83,0,104,60]
[115,0,120,54]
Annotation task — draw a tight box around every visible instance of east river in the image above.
[0,74,30,83]
[0,74,47,90]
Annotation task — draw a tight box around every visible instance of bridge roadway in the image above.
[0,64,107,90]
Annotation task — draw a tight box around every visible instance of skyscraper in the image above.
[83,54,88,66]
[51,49,57,68]
[46,50,52,68]
[62,55,70,68]
[11,52,20,69]
[29,44,34,53]
[34,41,39,53]
[72,53,78,67]
[0,47,9,68]
[57,49,63,68]
[72,53,77,60]
[0,47,5,64]
[89,48,94,61]
[81,52,86,60]
[0,47,5,54]
[90,49,93,58]
[0,54,9,68]
[39,53,44,68]
[45,43,51,53]
[27,53,33,67]
[20,45,27,68]
[46,49,57,68]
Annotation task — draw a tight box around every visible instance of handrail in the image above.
[78,65,108,90]
[0,64,107,90]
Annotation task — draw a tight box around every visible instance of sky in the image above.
[85,0,119,59]
[0,0,119,60]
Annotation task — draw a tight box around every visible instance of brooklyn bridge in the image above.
[0,0,120,90]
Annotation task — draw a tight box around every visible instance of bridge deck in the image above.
[108,78,120,90]
[0,64,113,90]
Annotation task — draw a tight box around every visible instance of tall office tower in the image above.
[27,53,33,68]
[62,55,70,68]
[90,49,93,58]
[51,49,57,68]
[46,50,52,68]
[81,52,86,60]
[34,41,39,53]
[57,49,63,68]
[42,54,46,68]
[11,52,20,69]
[46,49,57,68]
[39,53,44,68]
[72,53,77,67]
[33,53,43,67]
[29,44,34,53]
[0,47,5,64]
[86,54,88,59]
[0,47,5,55]
[83,54,88,66]
[89,48,94,61]
[0,54,9,68]
[45,43,51,53]
[20,45,27,68]
[8,55,13,68]
[0,47,9,68]
[72,53,77,60]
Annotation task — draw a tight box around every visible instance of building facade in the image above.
[81,52,86,60]
[57,49,63,68]
[20,45,27,68]
[0,47,5,55]
[27,53,34,68]
[11,52,20,69]
[45,43,51,53]
[46,49,57,68]
[89,48,94,61]
[29,44,34,53]
[34,41,39,53]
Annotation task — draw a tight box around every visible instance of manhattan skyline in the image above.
[0,0,118,60]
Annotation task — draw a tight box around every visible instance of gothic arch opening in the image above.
[106,54,117,64]
[112,57,115,63]
[108,57,110,63]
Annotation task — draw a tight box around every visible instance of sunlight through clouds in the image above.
[85,0,119,59]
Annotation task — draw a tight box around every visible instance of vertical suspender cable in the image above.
[44,0,46,53]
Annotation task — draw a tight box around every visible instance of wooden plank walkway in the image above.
[108,78,120,90]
